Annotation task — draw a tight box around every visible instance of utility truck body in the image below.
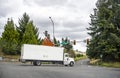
[20,44,75,66]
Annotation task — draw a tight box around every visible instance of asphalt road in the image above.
[0,59,120,78]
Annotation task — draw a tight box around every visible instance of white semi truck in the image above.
[20,44,75,66]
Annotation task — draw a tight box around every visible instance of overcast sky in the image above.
[0,0,97,52]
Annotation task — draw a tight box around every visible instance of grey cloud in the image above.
[0,2,9,17]
[0,24,4,29]
[24,0,68,7]
[0,7,12,17]
[58,20,88,32]
[56,31,88,41]
[34,17,59,30]
[0,0,8,5]
[55,24,88,40]
[0,0,19,17]
[63,21,82,28]
[32,15,88,41]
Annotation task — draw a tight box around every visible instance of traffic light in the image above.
[87,38,89,45]
[73,40,76,45]
[44,31,48,37]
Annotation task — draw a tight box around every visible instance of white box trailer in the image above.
[20,44,75,66]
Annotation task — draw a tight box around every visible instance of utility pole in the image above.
[49,17,55,41]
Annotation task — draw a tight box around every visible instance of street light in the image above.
[49,17,55,41]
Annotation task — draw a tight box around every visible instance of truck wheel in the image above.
[36,61,41,66]
[33,61,41,66]
[69,61,74,67]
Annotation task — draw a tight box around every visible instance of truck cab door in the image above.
[64,53,70,65]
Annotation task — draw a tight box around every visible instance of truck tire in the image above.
[33,61,41,66]
[69,61,74,67]
[36,61,41,66]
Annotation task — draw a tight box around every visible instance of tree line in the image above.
[0,13,41,55]
[87,0,120,62]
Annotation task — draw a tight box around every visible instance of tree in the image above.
[17,13,30,43]
[17,13,41,45]
[32,23,40,43]
[1,18,19,55]
[61,37,73,53]
[64,37,72,51]
[57,40,60,46]
[87,0,120,61]
[53,37,60,46]
[17,13,40,45]
[22,21,38,44]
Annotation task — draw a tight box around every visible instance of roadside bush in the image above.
[76,54,83,57]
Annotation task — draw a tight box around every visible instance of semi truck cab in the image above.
[64,53,75,66]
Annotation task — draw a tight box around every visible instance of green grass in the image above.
[0,52,20,62]
[74,55,87,61]
[2,55,20,59]
[0,51,20,59]
[100,62,120,68]
[90,59,120,68]
[0,54,20,59]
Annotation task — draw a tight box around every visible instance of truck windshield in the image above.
[64,53,69,57]
[65,55,68,57]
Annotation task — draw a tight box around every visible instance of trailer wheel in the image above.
[33,61,41,66]
[69,61,74,67]
[36,61,41,66]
